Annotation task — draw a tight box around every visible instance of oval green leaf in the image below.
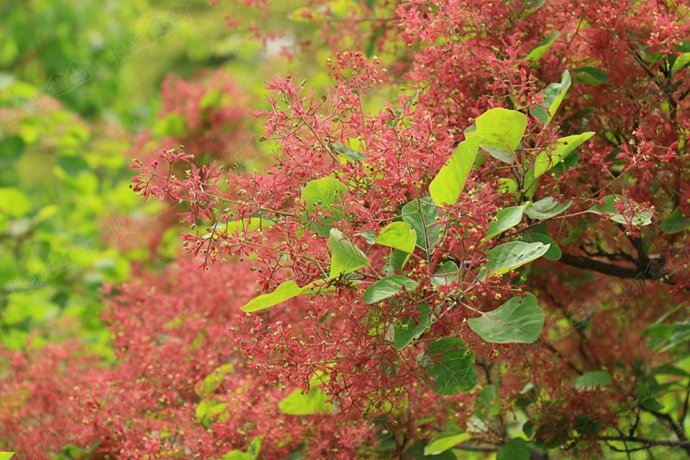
[363,275,418,304]
[329,228,369,279]
[484,205,526,241]
[468,293,545,344]
[485,241,550,276]
[376,221,417,253]
[524,197,572,220]
[467,108,527,164]
[422,337,477,395]
[401,197,441,253]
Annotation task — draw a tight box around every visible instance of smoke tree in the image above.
[3,0,690,458]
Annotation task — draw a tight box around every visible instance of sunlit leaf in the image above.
[279,387,333,415]
[429,137,480,206]
[376,221,417,253]
[424,430,471,455]
[329,228,369,278]
[525,31,559,62]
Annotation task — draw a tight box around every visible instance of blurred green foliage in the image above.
[0,0,331,355]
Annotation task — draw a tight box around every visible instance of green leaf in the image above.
[329,228,369,279]
[376,221,417,253]
[467,108,527,164]
[221,436,263,460]
[532,132,594,179]
[363,275,418,304]
[195,399,228,427]
[661,209,690,234]
[424,430,471,455]
[0,135,25,165]
[525,31,559,62]
[331,142,366,161]
[401,197,441,253]
[590,195,652,226]
[468,293,544,344]
[57,154,90,176]
[485,241,550,276]
[199,89,224,110]
[498,178,518,195]
[279,387,334,415]
[359,230,377,244]
[573,66,609,85]
[530,70,571,126]
[241,280,322,313]
[196,364,235,397]
[302,176,347,235]
[429,137,480,206]
[393,304,432,350]
[574,371,612,389]
[153,113,188,137]
[390,249,410,271]
[0,453,14,460]
[204,218,273,240]
[431,261,459,286]
[524,197,572,220]
[0,188,31,217]
[484,205,526,241]
[497,438,530,460]
[671,53,690,74]
[422,337,477,395]
[522,0,546,14]
[521,232,561,260]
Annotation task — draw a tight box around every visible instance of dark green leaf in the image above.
[574,371,612,389]
[422,337,477,395]
[497,438,530,460]
[393,304,431,350]
[401,197,441,253]
[0,135,25,165]
[661,209,690,234]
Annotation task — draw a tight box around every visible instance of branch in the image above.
[559,253,647,279]
[598,435,690,448]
